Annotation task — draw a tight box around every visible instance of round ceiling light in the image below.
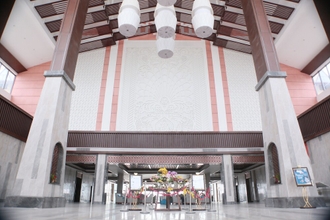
[192,0,214,38]
[154,4,177,38]
[118,0,140,37]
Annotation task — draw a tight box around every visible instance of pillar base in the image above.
[265,197,325,208]
[4,196,66,208]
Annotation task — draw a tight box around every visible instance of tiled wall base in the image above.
[265,197,325,208]
[4,196,66,208]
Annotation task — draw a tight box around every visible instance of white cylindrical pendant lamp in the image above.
[192,0,214,38]
[157,0,177,6]
[154,4,177,38]
[156,35,175,58]
[118,0,140,37]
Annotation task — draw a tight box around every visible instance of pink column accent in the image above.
[96,46,111,130]
[110,40,124,131]
[218,47,233,131]
[205,42,219,131]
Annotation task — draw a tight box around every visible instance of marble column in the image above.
[93,154,107,204]
[251,170,260,202]
[116,173,124,194]
[221,155,235,204]
[204,173,211,203]
[241,0,324,207]
[4,0,90,208]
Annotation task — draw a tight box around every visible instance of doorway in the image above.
[74,176,82,202]
[245,178,253,203]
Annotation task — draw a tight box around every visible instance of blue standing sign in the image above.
[292,167,313,187]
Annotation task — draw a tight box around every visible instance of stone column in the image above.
[4,0,89,208]
[204,173,211,203]
[251,170,260,202]
[93,154,107,204]
[116,173,124,194]
[241,0,324,207]
[221,155,235,204]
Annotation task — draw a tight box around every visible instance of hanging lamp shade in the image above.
[157,0,177,6]
[154,4,177,38]
[191,0,214,38]
[118,0,140,37]
[156,35,175,58]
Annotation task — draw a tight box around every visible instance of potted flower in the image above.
[50,173,57,183]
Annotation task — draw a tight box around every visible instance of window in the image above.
[50,142,64,184]
[313,62,330,95]
[0,62,16,93]
[268,143,281,185]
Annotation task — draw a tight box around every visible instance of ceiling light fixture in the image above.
[119,0,214,58]
[156,34,175,58]
[118,0,140,37]
[192,0,214,38]
[154,4,177,38]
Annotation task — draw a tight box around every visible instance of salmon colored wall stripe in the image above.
[110,40,124,131]
[11,62,50,115]
[218,47,233,131]
[205,42,219,131]
[281,64,317,115]
[96,46,111,130]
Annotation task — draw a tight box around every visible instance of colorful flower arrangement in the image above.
[150,167,188,192]
[50,173,57,183]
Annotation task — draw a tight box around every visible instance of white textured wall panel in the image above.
[116,40,213,131]
[69,48,105,130]
[223,49,262,131]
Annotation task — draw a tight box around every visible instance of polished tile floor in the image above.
[1,202,330,220]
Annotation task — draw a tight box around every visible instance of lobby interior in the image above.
[1,0,330,219]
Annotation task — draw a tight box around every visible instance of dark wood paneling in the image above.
[313,0,330,40]
[0,44,26,73]
[301,0,330,75]
[0,95,32,142]
[298,95,330,141]
[0,0,15,38]
[67,131,263,149]
[50,0,89,81]
[241,0,281,81]
[301,44,330,75]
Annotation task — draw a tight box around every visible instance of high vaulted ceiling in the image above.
[1,0,328,71]
[33,0,297,54]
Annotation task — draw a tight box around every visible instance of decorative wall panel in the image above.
[223,49,262,131]
[66,155,96,163]
[116,40,213,131]
[107,155,222,164]
[69,48,106,130]
[232,155,264,164]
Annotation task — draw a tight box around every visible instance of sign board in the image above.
[192,174,205,190]
[130,175,142,190]
[292,167,313,187]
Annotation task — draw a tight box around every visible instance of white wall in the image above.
[307,132,330,187]
[116,40,213,131]
[0,132,25,201]
[223,49,262,131]
[67,40,264,132]
[69,48,106,130]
